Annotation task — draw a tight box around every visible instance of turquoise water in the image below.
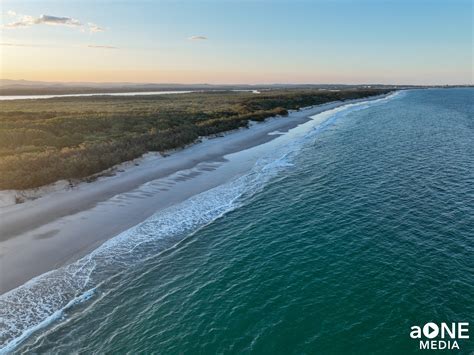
[4,88,474,353]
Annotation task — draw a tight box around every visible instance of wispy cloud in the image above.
[2,12,105,33]
[87,44,117,49]
[4,14,82,28]
[0,42,42,47]
[188,35,208,41]
[1,42,116,49]
[88,23,105,33]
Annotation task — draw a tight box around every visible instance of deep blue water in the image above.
[2,88,473,354]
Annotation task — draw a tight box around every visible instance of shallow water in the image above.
[0,89,260,100]
[0,90,194,100]
[2,88,473,353]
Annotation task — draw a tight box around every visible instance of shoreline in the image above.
[0,94,392,295]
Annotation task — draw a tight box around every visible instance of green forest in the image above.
[0,89,391,190]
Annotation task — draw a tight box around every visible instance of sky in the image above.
[0,0,472,85]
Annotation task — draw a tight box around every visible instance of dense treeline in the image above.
[0,89,391,190]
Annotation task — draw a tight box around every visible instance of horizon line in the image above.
[1,78,472,87]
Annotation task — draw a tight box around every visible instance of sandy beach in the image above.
[0,96,387,295]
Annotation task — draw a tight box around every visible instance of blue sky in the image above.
[1,0,472,84]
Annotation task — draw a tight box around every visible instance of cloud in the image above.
[188,35,208,41]
[3,15,39,28]
[39,15,82,26]
[4,14,82,28]
[87,44,117,49]
[1,42,116,49]
[0,42,40,47]
[2,13,105,33]
[88,23,105,33]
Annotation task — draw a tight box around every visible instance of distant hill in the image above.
[0,79,426,96]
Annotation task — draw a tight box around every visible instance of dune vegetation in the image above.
[0,89,391,190]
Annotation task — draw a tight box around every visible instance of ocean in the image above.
[1,88,473,353]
